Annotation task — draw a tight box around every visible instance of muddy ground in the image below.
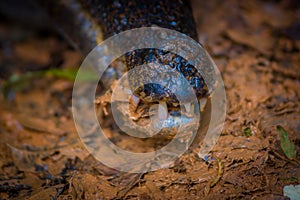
[0,0,299,199]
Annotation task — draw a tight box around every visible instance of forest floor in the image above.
[0,0,299,199]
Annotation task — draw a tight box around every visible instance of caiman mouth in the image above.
[128,93,208,122]
[95,90,208,142]
[96,48,211,137]
[122,48,209,124]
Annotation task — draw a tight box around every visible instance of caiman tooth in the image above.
[184,103,191,113]
[130,95,140,107]
[158,101,168,121]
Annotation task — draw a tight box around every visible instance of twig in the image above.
[272,151,300,166]
[211,155,224,188]
[204,154,224,196]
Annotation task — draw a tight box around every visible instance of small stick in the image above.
[204,154,224,196]
[210,154,224,188]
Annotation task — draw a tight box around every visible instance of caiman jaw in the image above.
[128,94,207,122]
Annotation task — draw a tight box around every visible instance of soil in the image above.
[0,0,299,199]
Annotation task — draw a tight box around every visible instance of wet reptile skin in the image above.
[81,0,208,104]
[38,0,208,105]
[81,0,197,39]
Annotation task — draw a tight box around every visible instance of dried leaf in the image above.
[7,144,47,173]
[25,184,65,200]
[15,114,65,136]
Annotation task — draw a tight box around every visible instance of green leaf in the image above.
[45,68,99,82]
[243,127,252,137]
[2,68,99,99]
[282,177,298,183]
[45,68,78,81]
[277,125,297,160]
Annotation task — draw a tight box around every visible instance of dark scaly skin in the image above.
[124,49,207,105]
[36,0,208,106]
[81,0,197,39]
[32,0,103,54]
[80,0,208,105]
